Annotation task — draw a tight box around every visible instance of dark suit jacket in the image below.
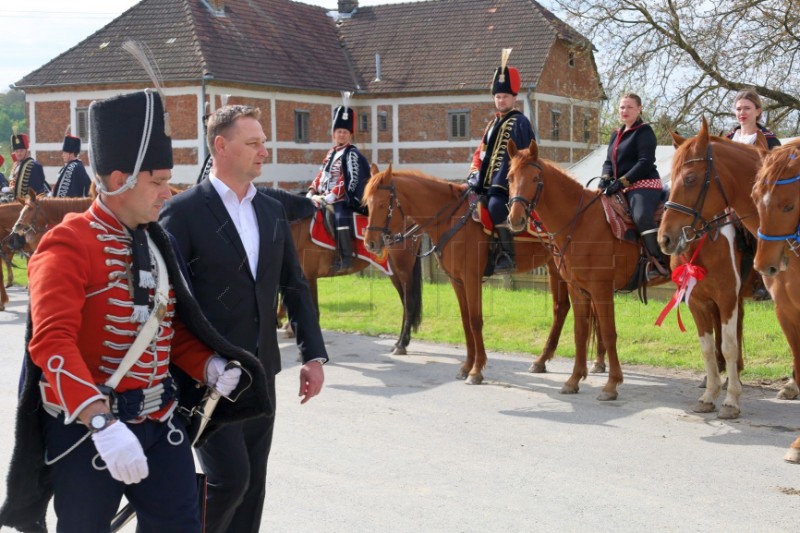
[160,179,327,380]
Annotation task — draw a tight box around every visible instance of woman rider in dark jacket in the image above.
[598,93,667,277]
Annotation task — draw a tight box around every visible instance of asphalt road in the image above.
[0,286,798,532]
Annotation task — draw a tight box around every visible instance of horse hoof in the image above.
[597,391,617,401]
[392,346,407,356]
[465,374,483,385]
[589,362,606,374]
[456,370,468,380]
[718,405,740,420]
[777,388,799,401]
[692,401,716,413]
[529,362,547,373]
[698,376,707,389]
[560,384,579,394]
[783,448,800,464]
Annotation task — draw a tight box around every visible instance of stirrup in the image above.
[494,253,515,275]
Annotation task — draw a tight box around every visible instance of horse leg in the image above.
[530,260,569,373]
[3,252,13,288]
[561,287,591,395]
[462,276,486,385]
[717,299,743,420]
[0,262,6,311]
[450,279,477,382]
[591,319,607,374]
[688,300,722,412]
[775,308,800,401]
[592,297,622,401]
[785,435,800,464]
[386,272,410,355]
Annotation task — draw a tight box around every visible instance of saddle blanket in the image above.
[471,195,551,242]
[309,210,393,275]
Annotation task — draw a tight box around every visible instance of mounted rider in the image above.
[307,92,370,272]
[51,128,91,198]
[9,129,50,200]
[467,49,535,274]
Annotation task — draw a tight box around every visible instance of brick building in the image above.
[13,0,604,187]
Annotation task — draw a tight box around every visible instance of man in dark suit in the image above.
[160,104,327,533]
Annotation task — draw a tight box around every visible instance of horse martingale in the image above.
[756,172,800,256]
[664,144,734,243]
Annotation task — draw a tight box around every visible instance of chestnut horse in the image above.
[13,189,424,355]
[750,140,800,463]
[362,165,604,386]
[261,187,423,355]
[0,202,25,287]
[505,140,675,400]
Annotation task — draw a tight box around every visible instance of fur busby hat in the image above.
[90,90,172,177]
[62,127,81,154]
[10,131,29,151]
[332,91,355,134]
[491,48,521,96]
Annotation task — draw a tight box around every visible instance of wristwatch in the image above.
[89,412,117,433]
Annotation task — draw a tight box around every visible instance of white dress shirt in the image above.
[209,173,260,276]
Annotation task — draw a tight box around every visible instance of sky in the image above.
[0,0,427,91]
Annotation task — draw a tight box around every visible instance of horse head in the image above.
[752,141,800,276]
[362,164,397,255]
[12,193,46,251]
[506,139,544,233]
[659,116,725,255]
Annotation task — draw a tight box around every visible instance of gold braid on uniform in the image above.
[14,159,34,201]
[487,118,518,177]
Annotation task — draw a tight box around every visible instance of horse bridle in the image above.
[755,172,800,256]
[507,161,544,219]
[365,179,474,258]
[12,201,49,243]
[664,144,734,243]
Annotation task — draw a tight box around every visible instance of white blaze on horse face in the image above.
[761,190,772,208]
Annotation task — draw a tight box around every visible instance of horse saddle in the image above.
[468,192,551,242]
[308,208,393,275]
[599,189,666,243]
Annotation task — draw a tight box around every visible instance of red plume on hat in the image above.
[491,48,521,96]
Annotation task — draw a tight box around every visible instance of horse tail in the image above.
[408,253,423,332]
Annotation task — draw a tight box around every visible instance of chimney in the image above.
[204,0,226,16]
[338,1,358,14]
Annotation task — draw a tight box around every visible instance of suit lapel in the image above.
[200,179,254,278]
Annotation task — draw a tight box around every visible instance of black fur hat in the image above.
[62,135,81,154]
[10,132,28,151]
[90,90,172,176]
[491,48,521,96]
[332,105,355,134]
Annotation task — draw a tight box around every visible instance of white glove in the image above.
[91,421,149,484]
[306,191,314,199]
[206,356,242,397]
[0,187,9,193]
[325,193,337,204]
[311,194,326,206]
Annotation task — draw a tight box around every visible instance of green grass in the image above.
[316,275,792,382]
[9,256,28,287]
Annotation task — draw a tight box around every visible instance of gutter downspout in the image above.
[201,73,214,160]
[524,83,538,140]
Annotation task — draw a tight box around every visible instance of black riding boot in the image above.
[641,230,669,279]
[334,227,353,272]
[494,226,516,275]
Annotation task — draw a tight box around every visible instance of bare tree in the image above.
[547,0,800,137]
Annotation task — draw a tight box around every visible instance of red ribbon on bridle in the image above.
[655,233,708,332]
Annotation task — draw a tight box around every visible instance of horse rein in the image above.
[755,172,800,256]
[664,144,734,243]
[367,181,473,258]
[12,201,49,244]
